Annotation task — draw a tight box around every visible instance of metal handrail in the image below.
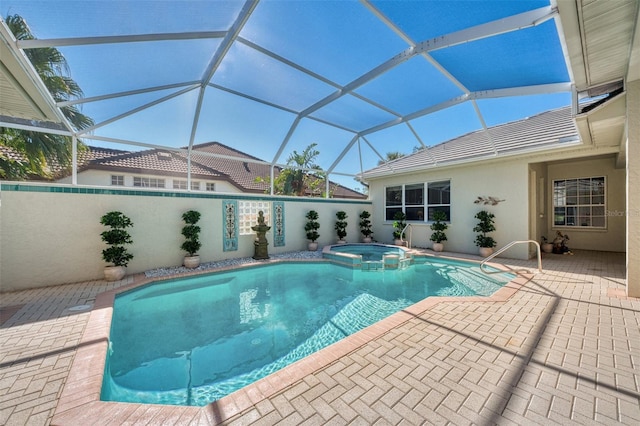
[480,240,542,275]
[400,223,413,248]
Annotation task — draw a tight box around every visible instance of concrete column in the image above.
[627,79,640,297]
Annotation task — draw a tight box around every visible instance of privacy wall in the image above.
[0,184,371,291]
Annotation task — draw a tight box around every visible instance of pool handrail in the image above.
[480,240,542,275]
[400,223,413,248]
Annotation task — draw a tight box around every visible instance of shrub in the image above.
[473,210,497,248]
[429,210,448,243]
[100,211,134,267]
[304,210,320,242]
[181,210,202,256]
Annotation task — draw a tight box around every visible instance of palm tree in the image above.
[257,143,332,196]
[0,14,93,180]
[377,151,405,165]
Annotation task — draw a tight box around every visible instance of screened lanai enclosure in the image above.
[0,0,574,192]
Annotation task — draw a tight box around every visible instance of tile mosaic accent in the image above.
[223,200,238,252]
[273,201,285,247]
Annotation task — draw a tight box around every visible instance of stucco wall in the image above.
[547,156,626,252]
[0,184,370,291]
[367,159,531,259]
[627,79,640,296]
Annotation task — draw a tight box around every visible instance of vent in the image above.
[157,151,172,161]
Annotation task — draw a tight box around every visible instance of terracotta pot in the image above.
[542,243,553,253]
[479,247,494,258]
[104,266,126,282]
[432,242,444,252]
[184,255,200,269]
[308,242,319,251]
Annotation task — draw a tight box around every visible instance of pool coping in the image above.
[51,253,533,425]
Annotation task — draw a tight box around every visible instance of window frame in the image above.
[111,175,124,186]
[384,180,451,223]
[553,176,606,228]
[133,176,165,188]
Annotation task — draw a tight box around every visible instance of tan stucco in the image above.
[368,159,531,259]
[546,156,626,252]
[0,185,370,291]
[367,149,627,260]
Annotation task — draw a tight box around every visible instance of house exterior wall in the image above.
[627,79,640,297]
[547,156,626,252]
[0,183,370,292]
[367,159,531,259]
[57,170,242,193]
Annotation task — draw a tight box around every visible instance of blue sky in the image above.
[2,0,571,191]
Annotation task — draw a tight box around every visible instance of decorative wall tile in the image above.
[273,201,285,247]
[223,200,238,252]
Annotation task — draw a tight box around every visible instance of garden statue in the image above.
[252,210,271,259]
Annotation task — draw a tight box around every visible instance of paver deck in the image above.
[1,250,638,425]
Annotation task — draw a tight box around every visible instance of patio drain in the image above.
[67,304,92,312]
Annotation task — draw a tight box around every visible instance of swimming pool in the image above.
[101,258,513,406]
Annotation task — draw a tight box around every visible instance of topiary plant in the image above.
[359,210,373,240]
[304,210,320,242]
[392,211,406,240]
[429,210,448,243]
[335,211,348,241]
[100,211,134,267]
[473,210,497,248]
[181,210,202,256]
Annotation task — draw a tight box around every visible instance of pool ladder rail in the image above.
[480,240,543,275]
[399,223,413,248]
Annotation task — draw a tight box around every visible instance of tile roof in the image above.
[362,106,580,179]
[23,140,366,198]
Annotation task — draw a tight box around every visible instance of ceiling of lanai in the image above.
[2,0,623,190]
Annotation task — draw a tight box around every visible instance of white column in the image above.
[627,79,640,297]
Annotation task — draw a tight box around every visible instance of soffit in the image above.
[0,23,61,123]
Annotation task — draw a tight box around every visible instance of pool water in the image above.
[101,259,512,406]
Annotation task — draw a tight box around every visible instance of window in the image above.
[239,201,270,235]
[385,180,451,221]
[385,186,402,220]
[553,177,605,227]
[427,181,451,221]
[133,177,165,188]
[173,180,200,190]
[111,175,124,186]
[405,184,424,221]
[206,182,216,192]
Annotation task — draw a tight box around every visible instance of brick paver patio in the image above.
[1,250,638,425]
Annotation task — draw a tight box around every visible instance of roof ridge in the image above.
[188,141,270,163]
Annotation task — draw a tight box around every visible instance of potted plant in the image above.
[473,210,497,257]
[392,211,406,245]
[305,210,320,251]
[335,211,348,243]
[541,236,553,253]
[359,210,373,243]
[181,210,202,268]
[429,210,448,252]
[100,211,134,281]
